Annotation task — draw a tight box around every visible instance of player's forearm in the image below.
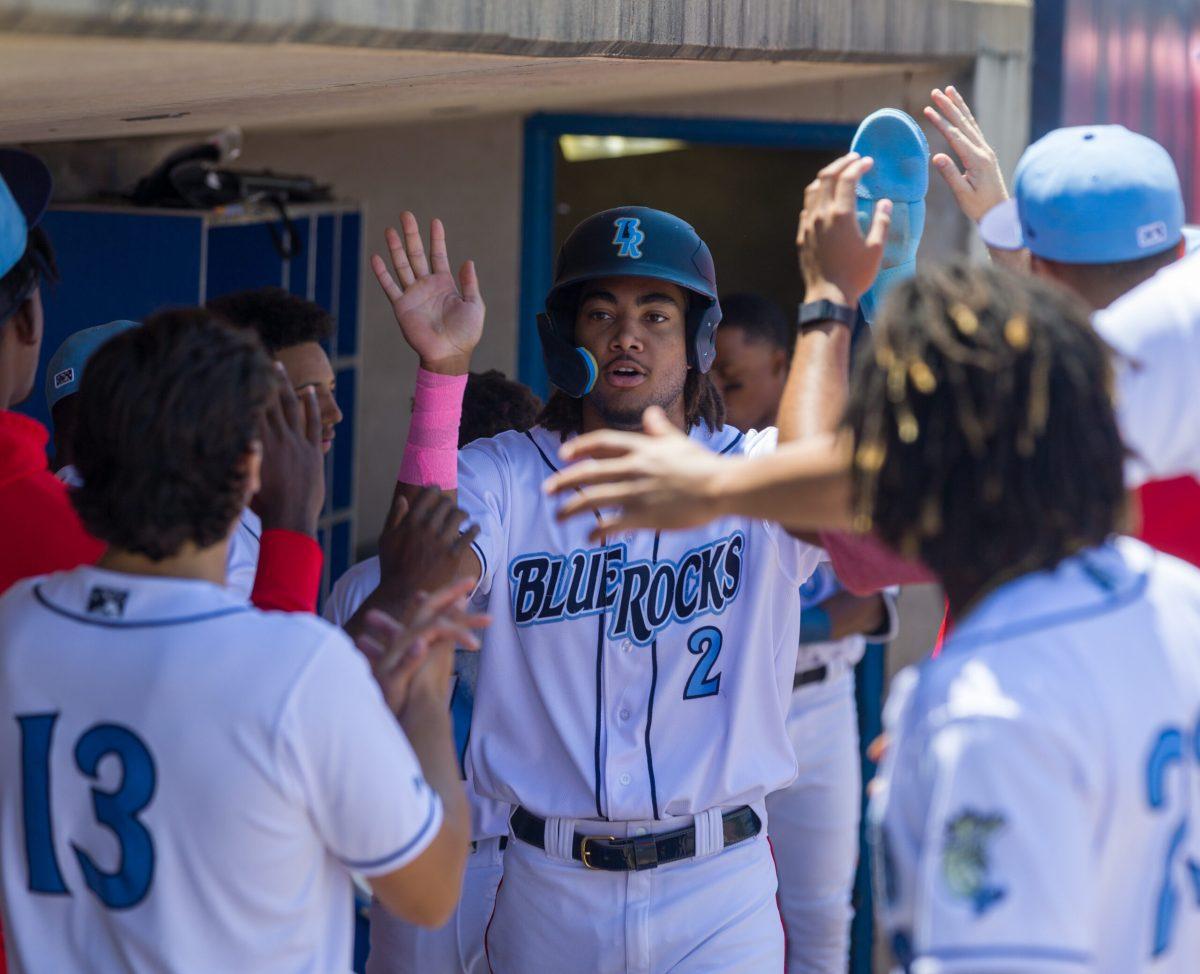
[395,367,467,498]
[709,433,855,531]
[776,321,853,445]
[821,590,888,641]
[986,245,1030,274]
[396,687,471,850]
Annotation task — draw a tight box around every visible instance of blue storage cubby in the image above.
[24,203,363,603]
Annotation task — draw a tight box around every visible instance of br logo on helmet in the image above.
[612,217,645,259]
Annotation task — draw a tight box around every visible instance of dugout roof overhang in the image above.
[0,0,1029,143]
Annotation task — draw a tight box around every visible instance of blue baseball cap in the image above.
[0,148,53,279]
[45,320,140,411]
[850,108,930,324]
[980,125,1184,264]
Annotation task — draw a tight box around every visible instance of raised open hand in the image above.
[923,86,1009,223]
[371,212,484,375]
[798,153,893,307]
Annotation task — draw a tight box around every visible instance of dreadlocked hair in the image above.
[844,259,1126,602]
[538,369,725,437]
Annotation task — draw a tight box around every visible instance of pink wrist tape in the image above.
[398,368,467,490]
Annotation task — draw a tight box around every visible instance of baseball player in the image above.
[43,319,139,479]
[368,202,890,971]
[712,292,898,972]
[208,287,344,600]
[324,370,540,974]
[37,315,327,613]
[0,309,482,972]
[858,264,1200,974]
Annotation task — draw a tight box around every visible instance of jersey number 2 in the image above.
[684,626,723,699]
[18,713,157,910]
[1145,720,1200,957]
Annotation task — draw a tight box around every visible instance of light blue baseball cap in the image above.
[45,320,140,411]
[850,109,930,324]
[0,149,53,279]
[980,125,1184,264]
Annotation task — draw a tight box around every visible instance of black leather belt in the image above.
[509,805,761,872]
[793,664,828,690]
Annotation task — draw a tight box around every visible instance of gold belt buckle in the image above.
[579,833,617,870]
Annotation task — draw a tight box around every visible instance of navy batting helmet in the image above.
[537,206,722,397]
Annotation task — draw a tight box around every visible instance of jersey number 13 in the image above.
[17,713,157,910]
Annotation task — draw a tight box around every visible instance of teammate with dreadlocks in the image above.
[850,263,1200,973]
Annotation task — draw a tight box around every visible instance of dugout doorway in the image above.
[516,112,880,974]
[516,113,856,400]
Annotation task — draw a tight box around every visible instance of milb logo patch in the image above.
[1136,221,1169,250]
[508,532,744,646]
[53,367,75,390]
[86,586,129,619]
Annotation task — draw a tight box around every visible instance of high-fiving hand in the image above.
[356,578,489,716]
[798,153,893,307]
[371,212,484,376]
[923,86,1009,223]
[543,406,735,541]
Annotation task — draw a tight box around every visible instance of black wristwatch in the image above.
[797,299,857,332]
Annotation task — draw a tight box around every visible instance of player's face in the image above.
[574,276,689,430]
[272,341,343,454]
[712,326,787,432]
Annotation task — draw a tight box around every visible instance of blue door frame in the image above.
[518,112,884,974]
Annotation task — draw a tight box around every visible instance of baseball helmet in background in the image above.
[538,206,722,397]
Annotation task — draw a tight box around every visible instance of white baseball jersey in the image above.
[0,565,441,974]
[324,556,510,842]
[1093,251,1200,488]
[870,538,1200,973]
[460,423,822,822]
[225,506,262,601]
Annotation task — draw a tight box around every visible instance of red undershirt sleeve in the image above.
[250,529,323,613]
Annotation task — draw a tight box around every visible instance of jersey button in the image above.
[621,640,633,653]
[619,708,631,721]
[619,772,632,786]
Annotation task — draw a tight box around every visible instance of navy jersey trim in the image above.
[525,430,561,474]
[943,570,1149,656]
[917,945,1091,965]
[470,539,489,582]
[593,613,606,819]
[34,585,250,629]
[341,794,442,871]
[645,531,662,819]
[718,431,745,456]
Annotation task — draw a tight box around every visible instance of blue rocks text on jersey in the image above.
[509,532,745,646]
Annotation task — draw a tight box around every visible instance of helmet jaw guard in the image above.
[536,311,599,397]
[540,206,722,398]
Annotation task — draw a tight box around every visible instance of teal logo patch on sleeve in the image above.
[942,810,1007,915]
